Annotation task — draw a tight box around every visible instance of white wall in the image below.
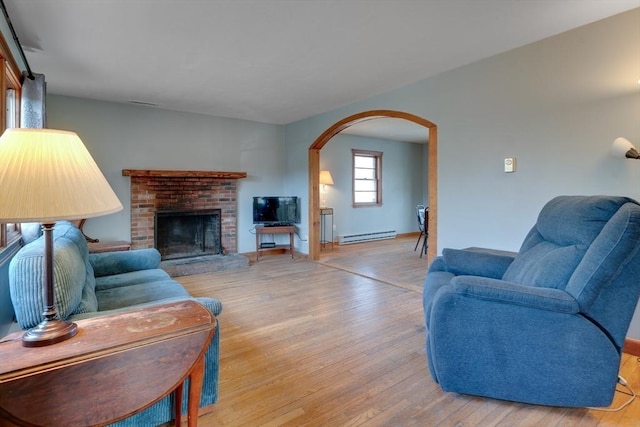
[46,95,285,254]
[284,10,640,339]
[319,133,424,240]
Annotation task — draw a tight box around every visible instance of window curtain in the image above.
[17,72,47,239]
[20,72,46,128]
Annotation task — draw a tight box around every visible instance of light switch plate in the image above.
[504,157,516,173]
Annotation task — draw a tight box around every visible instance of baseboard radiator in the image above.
[338,230,397,245]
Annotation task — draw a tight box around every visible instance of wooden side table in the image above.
[320,207,334,250]
[255,225,295,261]
[87,240,131,253]
[71,219,99,243]
[0,300,215,427]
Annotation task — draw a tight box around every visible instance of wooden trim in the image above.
[397,231,421,238]
[623,338,640,357]
[0,32,20,85]
[427,126,437,262]
[309,110,436,150]
[0,26,22,249]
[0,56,5,132]
[309,148,321,260]
[308,110,437,261]
[122,169,247,179]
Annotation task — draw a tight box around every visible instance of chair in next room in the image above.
[414,205,428,258]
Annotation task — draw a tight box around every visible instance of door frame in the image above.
[308,110,437,261]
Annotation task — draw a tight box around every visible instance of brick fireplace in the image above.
[122,169,249,275]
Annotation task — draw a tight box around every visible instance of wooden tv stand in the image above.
[255,225,295,261]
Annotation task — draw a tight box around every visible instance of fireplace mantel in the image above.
[122,169,247,179]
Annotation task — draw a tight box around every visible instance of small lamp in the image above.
[319,170,334,208]
[0,128,122,347]
[611,137,640,159]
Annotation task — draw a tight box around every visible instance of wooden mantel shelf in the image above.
[122,169,247,179]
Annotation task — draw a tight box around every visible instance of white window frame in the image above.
[352,149,382,207]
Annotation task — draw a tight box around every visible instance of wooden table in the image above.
[87,240,131,253]
[255,225,295,261]
[319,208,334,250]
[0,300,215,427]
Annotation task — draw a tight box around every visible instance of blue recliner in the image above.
[423,195,640,407]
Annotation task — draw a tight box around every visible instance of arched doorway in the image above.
[308,110,437,261]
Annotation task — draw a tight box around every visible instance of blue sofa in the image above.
[7,221,222,426]
[423,195,640,407]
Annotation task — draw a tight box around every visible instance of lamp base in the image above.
[22,319,78,347]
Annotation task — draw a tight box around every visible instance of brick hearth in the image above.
[122,170,247,254]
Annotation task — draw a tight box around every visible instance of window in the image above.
[6,87,16,128]
[352,149,382,207]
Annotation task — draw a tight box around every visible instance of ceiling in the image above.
[4,0,639,143]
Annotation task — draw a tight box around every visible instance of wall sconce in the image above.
[319,170,334,208]
[611,137,640,159]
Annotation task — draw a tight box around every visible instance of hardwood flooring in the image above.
[175,236,640,426]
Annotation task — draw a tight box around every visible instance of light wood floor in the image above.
[175,236,640,426]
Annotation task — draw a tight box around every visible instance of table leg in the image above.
[188,356,206,427]
[289,231,294,258]
[256,231,260,262]
[174,382,183,426]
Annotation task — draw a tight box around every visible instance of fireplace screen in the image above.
[155,209,222,260]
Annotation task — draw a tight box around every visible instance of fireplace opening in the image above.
[155,209,222,260]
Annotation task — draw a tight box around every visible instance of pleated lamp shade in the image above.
[0,128,122,223]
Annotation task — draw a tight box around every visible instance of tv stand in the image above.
[255,225,294,261]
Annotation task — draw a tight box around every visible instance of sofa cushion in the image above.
[95,269,172,291]
[96,280,190,311]
[53,221,90,260]
[502,241,583,289]
[20,223,43,244]
[52,221,99,314]
[90,249,161,278]
[9,237,86,329]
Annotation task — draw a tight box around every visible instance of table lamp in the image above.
[0,128,122,347]
[319,170,334,208]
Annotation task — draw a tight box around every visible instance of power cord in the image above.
[587,376,636,412]
[294,228,307,241]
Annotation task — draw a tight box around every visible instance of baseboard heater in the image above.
[338,230,397,245]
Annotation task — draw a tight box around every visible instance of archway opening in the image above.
[308,110,437,261]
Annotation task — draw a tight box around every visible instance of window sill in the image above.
[352,203,383,208]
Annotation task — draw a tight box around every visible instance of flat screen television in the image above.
[253,196,300,226]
